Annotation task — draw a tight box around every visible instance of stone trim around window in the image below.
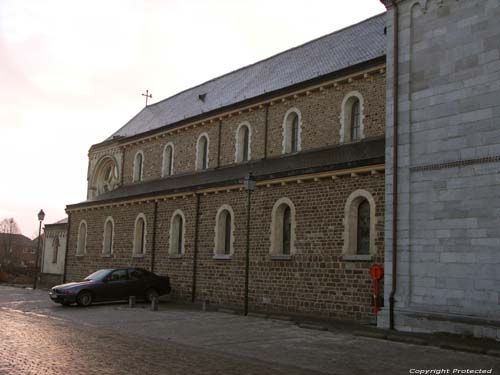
[214,204,235,256]
[169,209,186,256]
[235,122,252,163]
[342,189,377,259]
[162,142,175,178]
[133,150,145,182]
[282,107,302,154]
[269,197,297,256]
[195,132,210,171]
[76,220,87,256]
[132,213,147,256]
[101,216,115,257]
[340,91,365,143]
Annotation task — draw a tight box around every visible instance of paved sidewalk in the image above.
[0,285,499,374]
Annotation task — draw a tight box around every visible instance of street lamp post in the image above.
[243,173,256,316]
[33,209,45,289]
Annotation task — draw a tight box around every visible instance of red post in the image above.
[369,264,384,316]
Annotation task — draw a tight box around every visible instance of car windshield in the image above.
[84,269,111,281]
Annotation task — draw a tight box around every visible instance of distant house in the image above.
[0,233,36,270]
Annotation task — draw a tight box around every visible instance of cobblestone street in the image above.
[0,286,499,375]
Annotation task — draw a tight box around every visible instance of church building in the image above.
[65,14,387,321]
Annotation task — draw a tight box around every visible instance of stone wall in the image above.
[66,172,384,321]
[381,0,500,338]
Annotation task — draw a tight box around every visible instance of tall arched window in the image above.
[90,156,120,198]
[343,189,376,258]
[169,210,185,255]
[162,143,174,177]
[235,123,251,163]
[196,134,209,170]
[133,214,146,255]
[340,92,364,143]
[282,109,301,154]
[270,198,296,256]
[214,205,234,256]
[51,237,60,263]
[357,199,370,255]
[133,151,144,182]
[76,221,87,256]
[102,217,114,256]
[350,99,361,141]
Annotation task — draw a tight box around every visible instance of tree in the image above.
[0,218,22,264]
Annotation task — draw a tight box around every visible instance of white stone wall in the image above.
[381,0,500,338]
[41,227,67,275]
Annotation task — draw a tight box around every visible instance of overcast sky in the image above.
[0,0,386,237]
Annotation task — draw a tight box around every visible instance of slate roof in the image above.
[69,137,384,209]
[108,13,386,141]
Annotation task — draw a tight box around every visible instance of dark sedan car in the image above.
[49,268,171,307]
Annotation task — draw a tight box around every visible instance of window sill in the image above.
[132,254,145,258]
[212,254,232,260]
[342,254,372,261]
[75,254,85,258]
[270,254,293,261]
[101,254,113,258]
[168,253,183,259]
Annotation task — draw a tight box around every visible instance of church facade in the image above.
[65,14,387,321]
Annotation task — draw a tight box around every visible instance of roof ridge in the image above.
[146,12,386,110]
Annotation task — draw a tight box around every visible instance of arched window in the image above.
[270,198,296,256]
[196,134,209,170]
[51,237,60,263]
[133,214,147,255]
[169,210,185,255]
[214,205,234,256]
[162,143,174,177]
[76,221,87,256]
[133,151,144,182]
[282,109,301,154]
[102,217,114,256]
[340,92,364,143]
[343,189,376,258]
[235,123,251,163]
[90,156,120,198]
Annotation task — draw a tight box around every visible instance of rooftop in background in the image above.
[106,13,386,142]
[44,218,68,227]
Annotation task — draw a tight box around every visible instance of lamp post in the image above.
[243,173,256,316]
[33,209,45,289]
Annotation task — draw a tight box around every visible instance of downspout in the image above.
[263,104,269,159]
[191,193,201,303]
[62,212,72,283]
[151,201,158,273]
[217,120,222,168]
[389,0,399,330]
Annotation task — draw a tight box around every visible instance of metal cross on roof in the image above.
[142,90,152,106]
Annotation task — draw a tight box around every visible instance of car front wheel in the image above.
[145,288,159,303]
[76,291,93,307]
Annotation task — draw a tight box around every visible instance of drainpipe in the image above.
[263,104,269,159]
[388,0,399,330]
[62,212,72,283]
[151,201,158,273]
[191,193,201,303]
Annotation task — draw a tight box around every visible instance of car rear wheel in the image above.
[76,291,93,307]
[145,288,159,303]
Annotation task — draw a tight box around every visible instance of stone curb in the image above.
[217,308,237,315]
[298,323,329,331]
[247,312,269,319]
[269,315,294,321]
[387,334,428,346]
[487,350,500,357]
[352,330,388,340]
[439,343,487,355]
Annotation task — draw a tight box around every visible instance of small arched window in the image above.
[102,217,114,256]
[196,134,209,170]
[169,211,185,255]
[76,221,87,256]
[235,123,251,163]
[133,152,144,182]
[133,214,146,255]
[283,109,301,154]
[270,198,296,256]
[341,92,364,143]
[214,206,234,256]
[162,144,174,177]
[51,237,60,263]
[357,199,370,255]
